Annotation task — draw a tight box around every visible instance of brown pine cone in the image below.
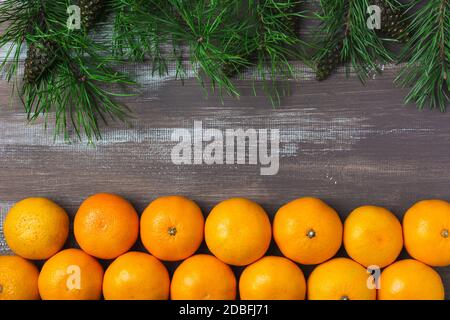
[24,41,56,84]
[78,0,104,30]
[373,0,409,42]
[316,42,343,81]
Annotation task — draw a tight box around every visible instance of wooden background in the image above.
[1,1,449,300]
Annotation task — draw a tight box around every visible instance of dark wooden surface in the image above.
[0,0,449,297]
[0,64,449,299]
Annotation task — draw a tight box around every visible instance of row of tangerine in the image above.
[1,194,449,299]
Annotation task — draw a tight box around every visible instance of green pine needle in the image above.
[315,0,394,82]
[395,0,449,111]
[111,0,307,101]
[0,0,134,142]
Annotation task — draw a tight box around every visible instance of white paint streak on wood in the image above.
[0,201,13,253]
[0,113,434,162]
[129,62,199,93]
[0,42,27,60]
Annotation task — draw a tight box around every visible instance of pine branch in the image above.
[112,0,307,100]
[172,0,248,96]
[395,0,449,111]
[1,0,134,142]
[112,0,169,64]
[0,0,48,82]
[247,0,307,103]
[22,32,134,141]
[223,0,305,77]
[315,0,394,82]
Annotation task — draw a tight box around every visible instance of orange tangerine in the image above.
[140,195,204,261]
[344,205,403,268]
[307,258,376,300]
[403,199,450,267]
[274,197,343,265]
[239,256,306,300]
[74,193,139,259]
[171,254,237,300]
[38,248,103,300]
[205,198,271,266]
[4,197,69,260]
[103,251,170,300]
[0,255,40,300]
[378,259,444,300]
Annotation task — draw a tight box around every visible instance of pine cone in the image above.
[78,0,104,29]
[316,42,343,81]
[24,41,56,84]
[373,0,409,41]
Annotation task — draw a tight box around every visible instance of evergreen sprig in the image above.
[112,0,306,100]
[0,0,133,142]
[0,0,55,83]
[239,0,307,103]
[395,0,449,111]
[314,0,396,82]
[1,0,449,142]
[112,0,246,96]
[22,30,134,140]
